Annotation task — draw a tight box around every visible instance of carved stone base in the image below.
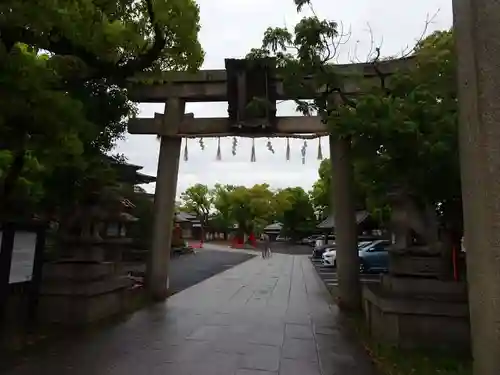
[39,260,134,325]
[362,276,470,353]
[389,246,451,279]
[381,275,467,299]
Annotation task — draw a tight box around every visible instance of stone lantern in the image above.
[38,159,155,326]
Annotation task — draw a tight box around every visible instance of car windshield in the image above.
[363,240,390,252]
[358,241,372,249]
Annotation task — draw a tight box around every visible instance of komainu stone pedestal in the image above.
[362,249,470,353]
[39,259,133,325]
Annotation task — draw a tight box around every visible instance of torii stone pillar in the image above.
[453,1,500,373]
[329,134,361,311]
[146,98,184,301]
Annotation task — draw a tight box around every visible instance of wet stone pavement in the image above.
[4,254,376,375]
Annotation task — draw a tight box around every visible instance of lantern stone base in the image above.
[362,275,470,353]
[38,259,134,325]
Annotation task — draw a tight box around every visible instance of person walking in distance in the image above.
[261,233,272,258]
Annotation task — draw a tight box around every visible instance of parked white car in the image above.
[276,235,291,241]
[322,241,373,267]
[322,249,336,266]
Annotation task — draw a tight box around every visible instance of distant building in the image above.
[316,210,380,236]
[263,222,283,241]
[103,158,156,238]
[107,157,156,186]
[174,211,202,239]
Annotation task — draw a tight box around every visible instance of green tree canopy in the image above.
[249,2,458,238]
[210,184,236,235]
[180,183,212,224]
[310,158,368,217]
[225,184,275,235]
[0,0,204,218]
[0,46,92,215]
[334,30,460,236]
[178,183,318,239]
[275,187,316,238]
[1,0,204,80]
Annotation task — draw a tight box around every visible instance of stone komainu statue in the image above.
[387,187,440,254]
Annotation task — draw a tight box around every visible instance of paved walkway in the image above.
[5,255,376,375]
[200,242,261,255]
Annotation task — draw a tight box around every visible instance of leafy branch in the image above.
[247,3,354,122]
[0,0,167,82]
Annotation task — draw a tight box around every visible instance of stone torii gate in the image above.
[127,57,410,301]
[124,1,500,371]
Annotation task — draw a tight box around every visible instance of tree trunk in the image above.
[329,134,362,311]
[0,148,26,219]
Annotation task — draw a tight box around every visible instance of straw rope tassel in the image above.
[216,137,222,160]
[250,138,256,162]
[183,138,189,161]
[286,138,290,161]
[266,137,275,154]
[317,138,323,160]
[301,140,307,165]
[232,137,237,156]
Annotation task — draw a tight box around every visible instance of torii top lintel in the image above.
[128,56,415,103]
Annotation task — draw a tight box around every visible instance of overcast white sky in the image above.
[115,0,453,196]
